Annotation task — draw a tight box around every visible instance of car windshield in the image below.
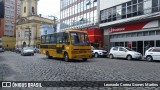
[24,47,33,50]
[70,32,89,45]
[125,47,134,51]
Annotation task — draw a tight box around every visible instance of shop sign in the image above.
[109,20,159,33]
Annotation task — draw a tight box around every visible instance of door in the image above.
[151,48,160,60]
[118,47,127,58]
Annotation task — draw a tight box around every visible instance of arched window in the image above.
[24,7,26,13]
[32,7,34,14]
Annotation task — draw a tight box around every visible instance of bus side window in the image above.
[63,33,69,44]
[41,36,46,44]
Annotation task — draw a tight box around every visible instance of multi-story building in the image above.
[60,0,103,48]
[100,0,160,54]
[60,0,98,31]
[0,0,21,49]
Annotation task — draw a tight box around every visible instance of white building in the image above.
[99,0,160,55]
[40,24,55,36]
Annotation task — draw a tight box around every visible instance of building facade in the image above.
[0,0,21,49]
[60,0,98,31]
[16,0,55,48]
[100,0,160,54]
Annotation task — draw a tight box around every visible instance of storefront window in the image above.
[120,42,124,47]
[156,40,160,47]
[156,30,160,35]
[132,41,137,51]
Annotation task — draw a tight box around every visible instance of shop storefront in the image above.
[106,20,160,55]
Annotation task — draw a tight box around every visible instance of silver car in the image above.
[21,47,34,56]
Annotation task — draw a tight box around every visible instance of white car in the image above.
[91,46,108,58]
[109,47,142,60]
[145,47,160,61]
[21,47,34,56]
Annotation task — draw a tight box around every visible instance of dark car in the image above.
[0,48,5,52]
[15,48,22,53]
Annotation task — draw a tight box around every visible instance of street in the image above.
[0,52,160,90]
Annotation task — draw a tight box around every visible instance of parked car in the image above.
[0,48,4,52]
[34,48,40,53]
[109,47,142,60]
[91,46,108,58]
[145,47,160,61]
[15,48,22,53]
[21,47,34,56]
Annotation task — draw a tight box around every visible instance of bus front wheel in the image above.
[64,53,70,62]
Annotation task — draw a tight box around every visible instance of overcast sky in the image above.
[38,0,60,19]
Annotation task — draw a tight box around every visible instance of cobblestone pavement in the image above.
[0,51,160,90]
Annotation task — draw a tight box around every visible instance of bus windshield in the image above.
[70,32,89,45]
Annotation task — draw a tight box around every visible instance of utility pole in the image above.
[48,15,58,32]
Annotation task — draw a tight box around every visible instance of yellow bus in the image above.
[40,30,92,61]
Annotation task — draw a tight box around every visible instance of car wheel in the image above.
[127,55,132,60]
[82,58,88,61]
[146,56,153,62]
[94,53,99,58]
[109,54,114,59]
[64,53,69,62]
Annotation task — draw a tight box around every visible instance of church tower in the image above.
[21,0,38,17]
[16,0,55,48]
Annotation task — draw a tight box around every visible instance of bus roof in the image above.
[42,30,87,36]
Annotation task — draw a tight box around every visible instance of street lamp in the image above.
[25,27,31,47]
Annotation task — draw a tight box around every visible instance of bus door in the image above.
[56,33,63,57]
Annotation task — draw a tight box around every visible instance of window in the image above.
[156,40,160,47]
[144,0,152,14]
[138,2,143,15]
[46,35,50,43]
[152,48,160,52]
[143,31,148,36]
[32,7,35,14]
[137,32,143,36]
[149,31,155,35]
[116,5,122,20]
[41,36,46,44]
[119,47,125,51]
[122,3,126,19]
[113,47,118,51]
[152,0,158,13]
[24,7,26,13]
[50,34,57,44]
[156,30,160,35]
[127,1,132,18]
[112,7,117,21]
